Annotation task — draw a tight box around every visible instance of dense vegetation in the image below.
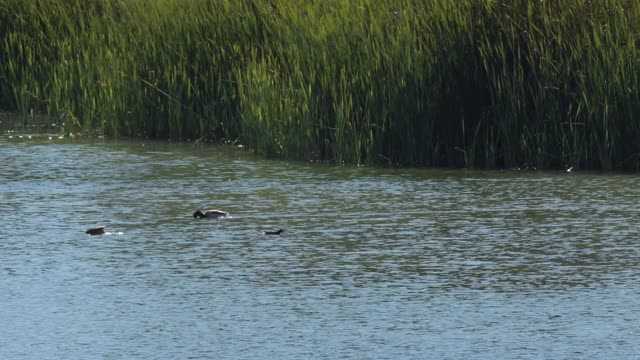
[2,0,640,169]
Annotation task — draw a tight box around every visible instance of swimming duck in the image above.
[264,229,284,235]
[86,226,106,235]
[193,209,228,219]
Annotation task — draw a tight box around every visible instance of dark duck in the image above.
[264,229,284,235]
[193,209,229,219]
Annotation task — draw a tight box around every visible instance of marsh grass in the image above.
[2,0,640,169]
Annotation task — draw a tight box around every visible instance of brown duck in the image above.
[86,226,106,236]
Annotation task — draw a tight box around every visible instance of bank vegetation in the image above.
[2,0,640,169]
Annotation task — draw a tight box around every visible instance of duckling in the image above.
[264,229,284,235]
[193,209,228,219]
[86,226,106,236]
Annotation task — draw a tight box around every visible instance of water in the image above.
[1,134,640,359]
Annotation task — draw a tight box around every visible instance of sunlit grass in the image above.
[2,0,640,169]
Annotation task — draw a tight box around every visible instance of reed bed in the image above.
[2,0,640,169]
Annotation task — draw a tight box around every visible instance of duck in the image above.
[264,229,284,235]
[193,209,229,219]
[86,226,106,236]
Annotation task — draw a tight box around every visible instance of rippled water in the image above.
[1,134,640,359]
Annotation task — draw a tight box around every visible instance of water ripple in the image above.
[1,137,640,359]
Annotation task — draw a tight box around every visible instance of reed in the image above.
[2,0,640,169]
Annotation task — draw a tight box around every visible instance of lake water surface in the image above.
[1,133,639,359]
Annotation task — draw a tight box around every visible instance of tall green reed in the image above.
[2,0,640,169]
